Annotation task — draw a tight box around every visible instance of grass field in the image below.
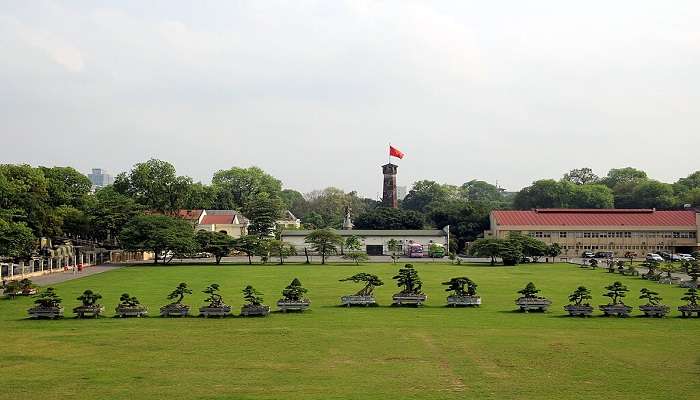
[2,262,699,400]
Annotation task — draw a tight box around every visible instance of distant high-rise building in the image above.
[397,186,407,201]
[88,168,114,189]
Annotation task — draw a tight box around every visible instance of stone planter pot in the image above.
[340,295,376,307]
[679,281,699,289]
[199,304,232,318]
[599,304,633,317]
[678,305,700,318]
[515,297,552,312]
[446,295,481,307]
[563,304,594,317]
[73,305,105,318]
[639,304,669,317]
[27,306,64,319]
[5,288,37,299]
[115,306,148,318]
[392,294,427,306]
[159,303,190,317]
[240,304,270,316]
[277,300,310,312]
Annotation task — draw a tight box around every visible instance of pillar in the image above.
[9,263,13,278]
[40,259,44,273]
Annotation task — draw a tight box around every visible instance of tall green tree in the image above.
[118,214,197,264]
[245,193,283,237]
[562,168,599,185]
[39,166,92,208]
[233,235,261,265]
[195,230,236,264]
[114,159,194,212]
[211,166,282,210]
[304,229,343,264]
[0,219,35,260]
[469,238,502,266]
[354,207,424,230]
[88,187,142,241]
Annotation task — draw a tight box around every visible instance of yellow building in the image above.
[486,208,699,258]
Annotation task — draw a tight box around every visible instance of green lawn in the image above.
[2,262,699,400]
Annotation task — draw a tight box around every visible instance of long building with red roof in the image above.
[487,208,699,258]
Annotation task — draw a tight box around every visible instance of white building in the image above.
[280,229,447,255]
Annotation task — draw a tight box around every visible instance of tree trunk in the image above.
[247,254,252,265]
[304,248,310,264]
[216,255,222,264]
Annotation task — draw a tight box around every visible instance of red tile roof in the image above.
[176,209,203,221]
[200,214,236,225]
[492,209,696,227]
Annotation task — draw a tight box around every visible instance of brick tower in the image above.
[382,163,398,208]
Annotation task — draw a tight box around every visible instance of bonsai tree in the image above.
[681,287,698,307]
[281,278,308,302]
[77,290,102,307]
[242,285,264,306]
[392,264,423,295]
[202,283,225,307]
[387,239,401,264]
[568,286,592,306]
[4,280,20,296]
[658,262,676,281]
[639,288,662,306]
[442,277,478,297]
[34,287,62,308]
[641,260,660,280]
[339,273,384,296]
[167,282,192,304]
[118,293,141,308]
[19,278,35,293]
[517,282,541,299]
[589,259,599,268]
[687,263,700,286]
[603,281,629,305]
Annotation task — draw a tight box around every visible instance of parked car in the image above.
[646,253,664,262]
[581,251,595,258]
[679,254,696,261]
[659,252,672,260]
[521,256,533,263]
[595,251,614,259]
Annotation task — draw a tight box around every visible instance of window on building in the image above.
[559,232,567,238]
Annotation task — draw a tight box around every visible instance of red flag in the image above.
[389,145,405,159]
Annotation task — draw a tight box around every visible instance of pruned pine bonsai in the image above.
[5,278,36,298]
[241,284,270,316]
[199,283,231,317]
[599,281,632,317]
[160,282,192,317]
[74,289,104,318]
[638,288,669,317]
[28,287,63,319]
[277,278,310,312]
[443,277,480,307]
[642,260,660,280]
[515,282,551,312]
[564,286,593,316]
[339,273,384,306]
[679,288,700,317]
[115,293,148,317]
[392,264,426,306]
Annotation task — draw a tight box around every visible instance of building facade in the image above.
[281,229,447,256]
[486,208,700,257]
[87,168,114,189]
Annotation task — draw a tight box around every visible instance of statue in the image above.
[342,204,354,230]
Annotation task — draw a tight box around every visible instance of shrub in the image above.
[517,282,541,299]
[442,277,478,297]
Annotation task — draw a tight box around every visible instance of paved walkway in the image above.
[1,265,123,293]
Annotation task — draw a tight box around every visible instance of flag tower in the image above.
[382,145,404,208]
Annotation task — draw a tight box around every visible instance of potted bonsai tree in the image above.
[240,285,270,316]
[277,278,310,312]
[160,282,192,317]
[515,282,551,312]
[199,283,232,317]
[27,287,63,319]
[339,273,384,307]
[599,281,632,317]
[5,278,37,299]
[638,288,669,317]
[391,264,427,306]
[73,289,104,318]
[641,260,660,281]
[678,288,700,317]
[443,277,481,307]
[563,286,593,316]
[115,293,148,317]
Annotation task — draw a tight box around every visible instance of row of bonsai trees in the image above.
[516,281,700,317]
[16,263,700,319]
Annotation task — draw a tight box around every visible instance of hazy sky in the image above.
[2,1,698,199]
